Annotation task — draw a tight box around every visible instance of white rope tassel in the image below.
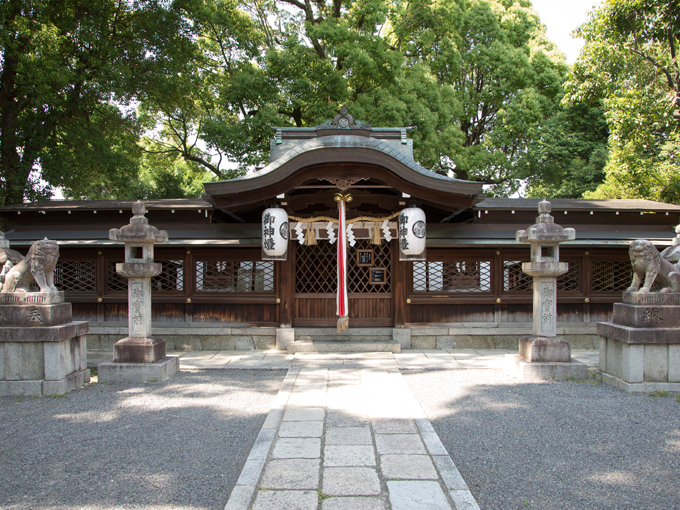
[326,222,336,244]
[382,220,392,242]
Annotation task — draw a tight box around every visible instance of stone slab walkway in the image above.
[224,364,480,510]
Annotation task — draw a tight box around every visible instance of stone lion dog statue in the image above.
[627,239,680,294]
[1,238,60,293]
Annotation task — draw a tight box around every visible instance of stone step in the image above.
[287,341,401,353]
[296,335,393,343]
[294,327,394,336]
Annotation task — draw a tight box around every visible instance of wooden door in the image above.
[293,239,394,327]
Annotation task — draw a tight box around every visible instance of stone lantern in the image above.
[507,200,587,380]
[99,201,179,382]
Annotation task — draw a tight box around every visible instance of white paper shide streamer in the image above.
[294,222,305,245]
[382,220,392,242]
[326,222,336,244]
[346,223,356,247]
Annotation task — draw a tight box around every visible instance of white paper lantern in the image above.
[262,207,288,260]
[398,206,426,261]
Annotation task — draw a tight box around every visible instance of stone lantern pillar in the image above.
[506,200,587,380]
[98,201,179,383]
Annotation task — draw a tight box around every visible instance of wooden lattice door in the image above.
[293,239,394,327]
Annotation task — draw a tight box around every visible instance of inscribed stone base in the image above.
[98,355,179,383]
[113,336,166,363]
[0,302,72,327]
[519,335,571,362]
[505,354,587,382]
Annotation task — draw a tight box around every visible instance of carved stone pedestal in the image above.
[597,292,680,392]
[519,336,571,362]
[0,291,90,396]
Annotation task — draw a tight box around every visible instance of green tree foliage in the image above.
[1,0,599,203]
[142,0,572,196]
[0,0,194,205]
[564,0,680,204]
[525,102,609,198]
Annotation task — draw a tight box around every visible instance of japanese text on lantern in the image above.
[399,214,409,251]
[263,213,276,251]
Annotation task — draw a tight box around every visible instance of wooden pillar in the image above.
[278,243,295,327]
[393,239,408,327]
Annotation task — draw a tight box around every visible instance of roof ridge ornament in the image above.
[316,105,372,131]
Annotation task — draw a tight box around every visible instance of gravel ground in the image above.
[403,368,680,510]
[0,369,285,510]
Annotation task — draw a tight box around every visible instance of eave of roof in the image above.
[474,198,680,212]
[0,198,212,212]
[204,135,485,197]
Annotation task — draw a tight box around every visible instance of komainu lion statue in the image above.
[1,239,60,293]
[627,240,680,294]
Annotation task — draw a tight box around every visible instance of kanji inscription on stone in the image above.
[26,307,44,325]
[642,307,663,326]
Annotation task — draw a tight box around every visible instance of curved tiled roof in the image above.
[204,135,484,197]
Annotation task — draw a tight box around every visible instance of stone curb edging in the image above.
[224,367,300,510]
[388,369,481,510]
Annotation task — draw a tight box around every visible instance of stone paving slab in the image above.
[221,358,482,510]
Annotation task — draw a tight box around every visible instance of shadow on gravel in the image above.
[403,368,680,510]
[0,369,286,510]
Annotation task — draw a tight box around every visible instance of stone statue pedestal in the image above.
[0,291,90,396]
[597,292,680,392]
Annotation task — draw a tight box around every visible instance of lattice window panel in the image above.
[557,260,580,292]
[503,260,532,292]
[195,260,274,293]
[54,261,96,293]
[296,241,337,293]
[107,261,127,292]
[296,239,392,294]
[151,260,184,292]
[592,261,633,292]
[348,239,391,294]
[107,259,185,292]
[413,260,491,293]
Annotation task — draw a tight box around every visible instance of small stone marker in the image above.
[506,200,587,381]
[98,201,179,383]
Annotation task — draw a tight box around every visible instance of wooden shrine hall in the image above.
[1,109,680,351]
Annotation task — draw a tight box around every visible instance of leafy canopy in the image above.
[564,0,680,204]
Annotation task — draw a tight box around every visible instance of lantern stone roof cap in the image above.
[109,201,169,243]
[516,200,576,243]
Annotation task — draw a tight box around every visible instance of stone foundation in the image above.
[85,322,598,351]
[98,355,179,383]
[0,324,90,396]
[506,354,587,382]
[597,296,680,392]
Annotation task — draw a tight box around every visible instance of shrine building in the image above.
[1,110,679,351]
